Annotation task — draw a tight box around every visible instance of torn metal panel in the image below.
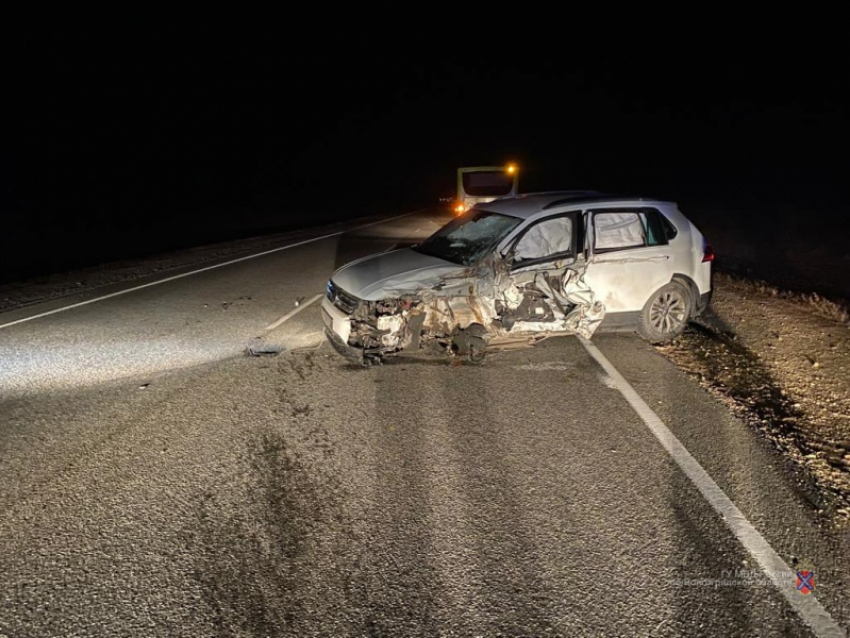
[376,314,405,347]
[337,251,607,362]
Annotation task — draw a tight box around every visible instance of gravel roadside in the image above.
[658,272,850,524]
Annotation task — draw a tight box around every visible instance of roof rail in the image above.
[541,191,607,210]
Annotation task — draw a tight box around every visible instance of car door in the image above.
[581,208,675,313]
[500,212,580,330]
[508,212,578,270]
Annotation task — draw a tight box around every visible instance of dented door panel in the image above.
[582,210,676,313]
[583,251,674,312]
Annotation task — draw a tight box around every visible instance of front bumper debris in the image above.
[324,328,364,365]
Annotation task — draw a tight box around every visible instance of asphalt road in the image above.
[1,210,848,637]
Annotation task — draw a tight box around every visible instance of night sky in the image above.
[4,12,848,289]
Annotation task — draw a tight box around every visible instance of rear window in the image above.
[461,171,515,197]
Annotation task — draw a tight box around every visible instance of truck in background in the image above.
[454,164,518,215]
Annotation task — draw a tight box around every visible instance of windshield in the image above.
[413,210,521,266]
[461,171,515,197]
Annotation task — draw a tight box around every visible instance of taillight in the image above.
[702,241,715,263]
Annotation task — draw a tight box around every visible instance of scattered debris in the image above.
[598,374,619,390]
[513,361,574,371]
[246,342,284,356]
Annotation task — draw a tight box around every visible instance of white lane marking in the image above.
[579,337,846,638]
[0,210,424,331]
[264,294,322,332]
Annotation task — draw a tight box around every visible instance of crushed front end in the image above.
[323,255,606,366]
[322,281,425,364]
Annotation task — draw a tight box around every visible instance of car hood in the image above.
[331,248,464,301]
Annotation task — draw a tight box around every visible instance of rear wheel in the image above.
[637,281,690,343]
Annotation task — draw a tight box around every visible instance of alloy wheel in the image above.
[649,289,687,334]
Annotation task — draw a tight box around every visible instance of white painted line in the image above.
[264,294,323,332]
[579,337,846,638]
[0,210,424,331]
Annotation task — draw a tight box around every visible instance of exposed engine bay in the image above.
[334,254,605,364]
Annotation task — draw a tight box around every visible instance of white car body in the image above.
[323,192,712,363]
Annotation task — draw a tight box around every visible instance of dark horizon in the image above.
[4,15,849,295]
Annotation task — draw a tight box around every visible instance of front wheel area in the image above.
[637,281,691,343]
[450,323,488,364]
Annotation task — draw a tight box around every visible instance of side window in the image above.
[594,212,645,251]
[593,209,670,252]
[659,213,678,241]
[513,216,573,263]
[642,209,669,246]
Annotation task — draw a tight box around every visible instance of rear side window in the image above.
[642,209,669,246]
[594,212,645,251]
[659,213,678,240]
[593,208,671,252]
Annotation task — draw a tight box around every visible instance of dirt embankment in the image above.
[658,273,850,524]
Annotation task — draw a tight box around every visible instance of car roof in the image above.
[479,191,677,219]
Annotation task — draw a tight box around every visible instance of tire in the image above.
[466,335,487,364]
[637,281,691,343]
[451,323,488,364]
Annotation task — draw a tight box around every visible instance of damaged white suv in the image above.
[322,192,713,364]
